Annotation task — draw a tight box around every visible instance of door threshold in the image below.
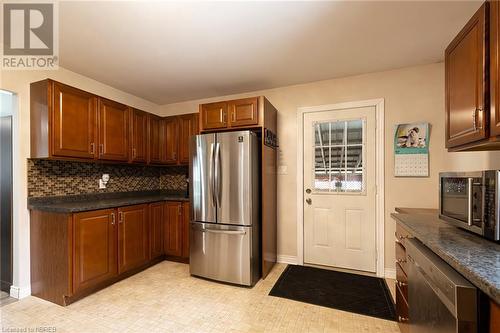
[303,262,377,278]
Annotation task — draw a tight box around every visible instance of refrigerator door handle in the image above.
[214,142,221,208]
[209,143,216,206]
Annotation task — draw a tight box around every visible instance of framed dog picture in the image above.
[394,123,430,177]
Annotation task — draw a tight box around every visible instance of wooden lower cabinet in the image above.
[73,209,117,295]
[149,202,164,259]
[395,223,411,331]
[30,199,190,306]
[118,205,149,274]
[164,202,183,257]
[164,201,190,261]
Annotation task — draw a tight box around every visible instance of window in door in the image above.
[312,119,365,193]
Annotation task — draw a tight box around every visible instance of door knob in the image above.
[306,198,312,205]
[305,188,311,194]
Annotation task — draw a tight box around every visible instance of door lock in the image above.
[306,198,312,205]
[305,188,311,194]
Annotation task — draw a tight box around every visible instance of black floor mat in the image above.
[269,265,396,321]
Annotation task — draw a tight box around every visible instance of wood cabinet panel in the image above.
[200,102,228,130]
[148,114,164,164]
[52,82,97,159]
[491,300,500,333]
[178,113,199,165]
[118,205,149,274]
[491,1,500,138]
[98,98,129,161]
[228,97,259,127]
[149,202,164,260]
[396,284,409,333]
[73,209,117,294]
[130,109,148,163]
[181,202,190,259]
[445,3,487,148]
[164,202,182,257]
[163,117,179,164]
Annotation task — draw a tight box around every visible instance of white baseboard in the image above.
[277,255,298,265]
[10,285,31,299]
[384,268,396,279]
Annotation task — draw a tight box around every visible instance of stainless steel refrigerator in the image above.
[189,130,260,286]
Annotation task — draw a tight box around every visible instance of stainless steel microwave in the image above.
[439,171,500,241]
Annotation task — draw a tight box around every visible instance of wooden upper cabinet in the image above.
[130,109,148,163]
[73,209,117,294]
[148,114,164,164]
[491,1,500,138]
[178,113,199,164]
[98,98,129,161]
[51,82,97,159]
[164,201,183,257]
[445,3,488,148]
[163,117,179,164]
[228,97,259,127]
[200,102,228,130]
[149,202,164,260]
[117,204,149,274]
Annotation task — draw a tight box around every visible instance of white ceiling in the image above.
[59,1,482,105]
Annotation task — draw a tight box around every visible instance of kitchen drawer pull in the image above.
[398,316,409,322]
[397,281,408,287]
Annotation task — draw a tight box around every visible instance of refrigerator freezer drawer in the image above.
[189,222,259,286]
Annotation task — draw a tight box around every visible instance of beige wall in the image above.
[157,62,500,273]
[0,68,161,297]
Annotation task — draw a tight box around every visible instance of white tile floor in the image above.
[0,262,400,333]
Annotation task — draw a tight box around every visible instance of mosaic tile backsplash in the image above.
[28,159,188,198]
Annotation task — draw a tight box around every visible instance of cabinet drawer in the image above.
[396,284,410,333]
[395,241,408,273]
[395,223,411,246]
[396,262,408,284]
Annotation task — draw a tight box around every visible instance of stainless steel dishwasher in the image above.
[406,239,477,333]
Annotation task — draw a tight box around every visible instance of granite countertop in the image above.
[28,190,189,213]
[391,209,500,304]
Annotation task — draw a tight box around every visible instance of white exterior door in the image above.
[303,106,377,273]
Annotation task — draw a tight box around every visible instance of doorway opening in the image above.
[296,99,385,277]
[1,90,14,299]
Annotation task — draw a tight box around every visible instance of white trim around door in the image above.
[296,99,385,277]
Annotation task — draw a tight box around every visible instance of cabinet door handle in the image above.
[396,258,407,264]
[398,316,409,322]
[231,111,236,122]
[178,206,182,216]
[132,148,136,158]
[99,144,104,156]
[90,142,95,154]
[397,281,408,287]
[118,211,123,223]
[222,111,226,124]
[111,213,115,225]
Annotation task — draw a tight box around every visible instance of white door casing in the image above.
[296,99,385,277]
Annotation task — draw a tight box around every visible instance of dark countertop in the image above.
[28,190,189,213]
[391,209,500,304]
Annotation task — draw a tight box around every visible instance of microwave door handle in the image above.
[467,177,473,226]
